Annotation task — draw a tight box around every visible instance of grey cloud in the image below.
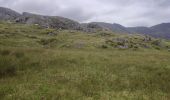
[55,7,95,22]
[0,0,170,26]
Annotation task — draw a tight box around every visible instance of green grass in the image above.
[0,22,170,100]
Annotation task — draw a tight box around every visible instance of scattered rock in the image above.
[142,44,150,48]
[69,30,76,33]
[48,32,57,36]
[168,49,170,52]
[118,45,129,49]
[143,36,152,42]
[81,23,103,33]
[114,38,128,43]
[74,42,85,48]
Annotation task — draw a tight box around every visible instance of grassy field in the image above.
[1,22,170,100]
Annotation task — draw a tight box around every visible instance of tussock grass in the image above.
[1,22,170,99]
[0,48,170,100]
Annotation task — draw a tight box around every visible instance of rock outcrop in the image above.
[0,7,82,30]
[0,7,21,21]
[16,12,82,30]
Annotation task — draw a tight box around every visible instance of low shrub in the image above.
[39,38,58,45]
[0,49,10,56]
[13,51,25,58]
[152,40,162,46]
[101,44,108,49]
[0,56,17,78]
[27,35,38,39]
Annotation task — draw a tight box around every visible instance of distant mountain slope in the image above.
[150,23,170,39]
[128,23,170,39]
[92,22,170,39]
[151,23,170,30]
[0,7,21,21]
[91,22,130,33]
[127,27,155,35]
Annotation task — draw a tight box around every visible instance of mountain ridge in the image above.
[0,6,170,39]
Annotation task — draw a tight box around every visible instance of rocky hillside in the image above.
[0,7,82,30]
[0,21,169,50]
[0,7,21,21]
[0,7,170,39]
[16,12,82,30]
[1,21,170,100]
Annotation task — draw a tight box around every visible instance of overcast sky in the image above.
[0,0,170,27]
